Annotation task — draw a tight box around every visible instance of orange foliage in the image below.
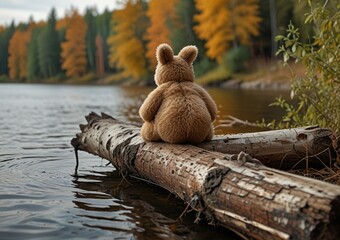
[194,0,261,59]
[8,30,22,79]
[56,18,69,30]
[8,24,36,79]
[34,21,46,28]
[145,0,178,69]
[60,9,88,78]
[229,0,262,44]
[107,0,147,79]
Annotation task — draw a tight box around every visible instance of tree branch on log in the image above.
[215,115,260,128]
[71,112,340,240]
[199,126,336,170]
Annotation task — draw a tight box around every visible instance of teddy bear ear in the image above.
[178,45,198,64]
[156,43,174,65]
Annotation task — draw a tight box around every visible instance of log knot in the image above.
[204,166,230,195]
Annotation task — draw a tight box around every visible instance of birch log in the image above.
[71,112,340,240]
[198,126,336,169]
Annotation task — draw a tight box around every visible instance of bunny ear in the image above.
[178,45,198,64]
[156,43,174,65]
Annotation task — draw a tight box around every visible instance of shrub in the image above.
[268,1,340,135]
[194,57,217,77]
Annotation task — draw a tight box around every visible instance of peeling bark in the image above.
[198,126,336,169]
[71,112,340,240]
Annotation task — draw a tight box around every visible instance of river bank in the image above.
[0,59,303,90]
[198,59,306,90]
[0,74,292,90]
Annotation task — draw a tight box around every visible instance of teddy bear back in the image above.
[154,44,198,86]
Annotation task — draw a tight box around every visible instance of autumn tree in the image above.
[8,30,20,79]
[145,0,178,69]
[107,0,148,80]
[59,9,88,78]
[8,23,34,80]
[194,0,261,60]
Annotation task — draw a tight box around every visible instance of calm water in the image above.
[0,83,288,239]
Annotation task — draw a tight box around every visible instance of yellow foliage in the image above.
[145,0,178,69]
[194,0,261,59]
[107,0,147,79]
[60,9,88,78]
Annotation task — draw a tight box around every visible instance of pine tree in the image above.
[0,22,15,75]
[96,9,111,73]
[27,25,44,81]
[194,0,261,60]
[107,0,148,79]
[85,7,97,72]
[95,35,105,76]
[171,0,214,77]
[60,9,88,78]
[171,0,198,53]
[38,8,61,78]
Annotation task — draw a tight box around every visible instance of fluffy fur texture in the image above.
[139,43,217,144]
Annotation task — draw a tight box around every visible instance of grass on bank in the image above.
[196,64,231,85]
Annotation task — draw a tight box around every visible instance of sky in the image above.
[0,0,120,26]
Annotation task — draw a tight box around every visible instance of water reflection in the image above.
[0,83,289,239]
[72,168,236,239]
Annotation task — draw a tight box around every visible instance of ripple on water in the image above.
[0,84,241,240]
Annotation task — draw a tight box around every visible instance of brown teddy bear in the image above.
[139,43,217,144]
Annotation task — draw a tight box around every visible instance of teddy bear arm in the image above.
[194,86,217,121]
[139,89,164,122]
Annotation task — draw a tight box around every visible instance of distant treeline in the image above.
[0,0,318,83]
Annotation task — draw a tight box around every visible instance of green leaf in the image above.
[292,44,297,53]
[305,14,313,24]
[275,35,284,41]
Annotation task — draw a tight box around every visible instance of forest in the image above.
[0,0,331,84]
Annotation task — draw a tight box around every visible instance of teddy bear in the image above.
[139,43,217,144]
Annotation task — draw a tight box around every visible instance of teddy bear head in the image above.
[154,43,198,86]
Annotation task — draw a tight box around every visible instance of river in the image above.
[0,83,289,239]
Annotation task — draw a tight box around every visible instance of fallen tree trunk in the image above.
[198,126,336,169]
[71,113,340,240]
